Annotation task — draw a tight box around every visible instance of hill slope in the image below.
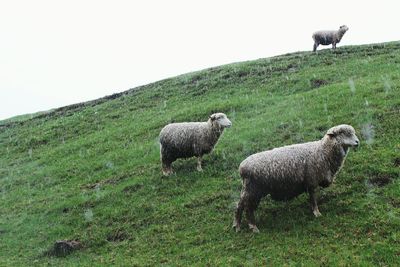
[1,42,400,266]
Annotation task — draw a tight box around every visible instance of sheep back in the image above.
[239,141,327,201]
[312,31,337,45]
[160,122,215,160]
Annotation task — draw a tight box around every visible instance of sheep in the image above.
[312,25,349,52]
[159,113,232,176]
[233,124,359,233]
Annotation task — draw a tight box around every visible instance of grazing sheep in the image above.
[233,124,359,233]
[312,25,349,52]
[159,113,232,176]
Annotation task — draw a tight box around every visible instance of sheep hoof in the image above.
[233,225,241,233]
[249,224,260,233]
[313,209,322,217]
[162,169,173,176]
[232,222,241,232]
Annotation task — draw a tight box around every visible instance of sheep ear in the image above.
[327,128,336,137]
[209,114,216,121]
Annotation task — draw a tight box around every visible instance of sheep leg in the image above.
[246,210,259,233]
[196,156,203,172]
[246,196,261,233]
[160,145,174,176]
[332,42,337,50]
[162,161,173,176]
[309,189,322,217]
[233,189,247,232]
[313,42,318,52]
[233,199,244,232]
[161,154,174,176]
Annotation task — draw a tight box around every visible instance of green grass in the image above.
[1,42,399,266]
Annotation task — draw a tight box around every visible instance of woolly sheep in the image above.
[312,25,349,52]
[233,124,359,233]
[159,113,232,176]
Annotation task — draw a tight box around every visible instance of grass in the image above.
[0,42,399,266]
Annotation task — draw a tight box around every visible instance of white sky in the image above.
[0,0,399,120]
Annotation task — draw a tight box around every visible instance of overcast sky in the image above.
[0,0,399,120]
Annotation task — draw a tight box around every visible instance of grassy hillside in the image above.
[1,42,399,266]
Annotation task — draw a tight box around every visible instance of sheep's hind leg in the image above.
[160,146,174,176]
[233,189,247,232]
[196,156,203,172]
[161,155,174,176]
[246,196,261,233]
[309,189,322,217]
[162,162,173,176]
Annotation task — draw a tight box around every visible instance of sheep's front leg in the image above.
[332,42,337,50]
[196,156,203,172]
[309,188,322,217]
[313,42,318,52]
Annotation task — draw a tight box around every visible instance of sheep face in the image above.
[339,25,349,33]
[327,124,359,148]
[210,113,232,128]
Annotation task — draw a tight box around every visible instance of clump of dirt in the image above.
[122,184,143,194]
[310,79,329,88]
[390,198,400,208]
[106,230,130,242]
[46,240,82,257]
[393,157,400,167]
[368,174,393,187]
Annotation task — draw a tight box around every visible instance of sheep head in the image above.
[326,124,359,149]
[209,113,232,128]
[339,25,349,33]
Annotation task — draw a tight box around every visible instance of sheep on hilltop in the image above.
[312,25,349,52]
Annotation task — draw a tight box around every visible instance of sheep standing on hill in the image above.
[233,124,359,233]
[159,113,232,176]
[312,25,349,52]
